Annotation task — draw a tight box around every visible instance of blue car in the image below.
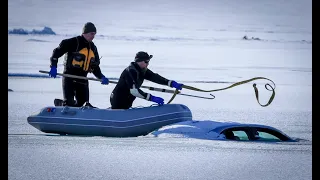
[209,121,294,142]
[152,120,295,142]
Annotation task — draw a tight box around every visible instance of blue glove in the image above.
[49,66,57,78]
[150,95,164,105]
[101,76,109,85]
[171,81,183,90]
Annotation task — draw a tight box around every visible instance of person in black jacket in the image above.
[48,22,109,107]
[110,51,183,109]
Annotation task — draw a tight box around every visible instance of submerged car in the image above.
[151,120,295,142]
[209,121,294,142]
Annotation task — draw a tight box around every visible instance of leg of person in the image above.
[62,77,76,106]
[74,80,90,107]
[110,93,132,109]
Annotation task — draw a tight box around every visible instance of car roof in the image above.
[207,121,290,136]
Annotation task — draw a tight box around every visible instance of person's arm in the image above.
[90,45,109,84]
[50,37,75,67]
[145,69,183,90]
[91,45,104,79]
[127,68,150,100]
[48,37,76,78]
[144,69,171,86]
[128,68,164,105]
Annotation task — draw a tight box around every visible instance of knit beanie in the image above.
[82,22,97,34]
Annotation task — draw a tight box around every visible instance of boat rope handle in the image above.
[166,77,276,107]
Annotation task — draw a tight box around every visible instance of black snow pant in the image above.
[110,92,134,110]
[62,77,89,107]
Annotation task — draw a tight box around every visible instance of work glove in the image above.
[149,95,164,105]
[49,66,57,78]
[171,81,183,90]
[101,76,109,85]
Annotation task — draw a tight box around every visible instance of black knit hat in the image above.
[82,22,97,34]
[135,51,153,62]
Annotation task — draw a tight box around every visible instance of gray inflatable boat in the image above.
[27,104,192,137]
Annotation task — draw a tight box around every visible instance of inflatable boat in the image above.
[27,104,192,137]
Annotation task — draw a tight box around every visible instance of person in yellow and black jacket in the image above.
[48,22,109,107]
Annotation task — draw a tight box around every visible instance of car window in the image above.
[233,130,249,141]
[222,127,292,142]
[254,131,282,142]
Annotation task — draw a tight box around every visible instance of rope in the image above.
[167,89,180,104]
[166,77,276,107]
